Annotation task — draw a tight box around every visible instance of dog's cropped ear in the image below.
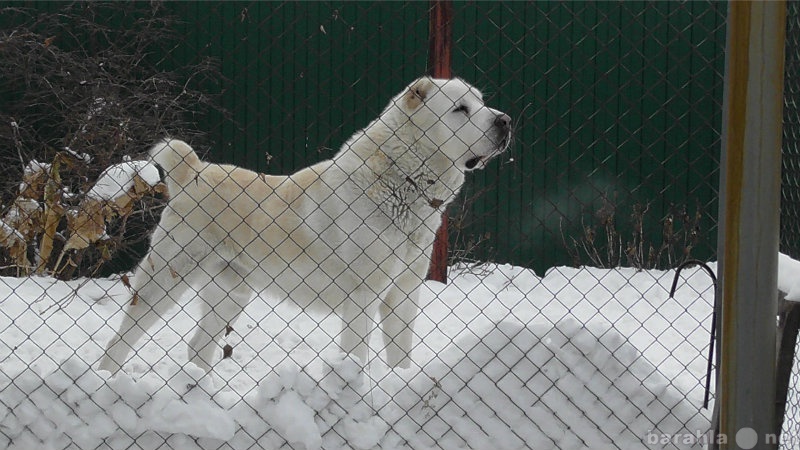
[403,77,435,110]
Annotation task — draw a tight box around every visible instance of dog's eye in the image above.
[453,105,469,115]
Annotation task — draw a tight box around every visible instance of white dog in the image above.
[99,77,511,373]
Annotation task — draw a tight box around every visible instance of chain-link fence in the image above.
[0,2,732,449]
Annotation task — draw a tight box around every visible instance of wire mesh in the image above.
[0,2,731,449]
[782,0,800,255]
[782,328,800,450]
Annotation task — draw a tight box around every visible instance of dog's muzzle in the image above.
[465,113,513,170]
[492,113,513,153]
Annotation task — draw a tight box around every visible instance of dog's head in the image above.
[396,77,512,172]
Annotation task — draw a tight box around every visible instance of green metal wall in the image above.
[1,1,726,274]
[449,2,726,270]
[161,2,430,175]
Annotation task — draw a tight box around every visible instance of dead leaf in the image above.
[121,274,132,290]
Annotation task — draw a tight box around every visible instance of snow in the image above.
[62,147,93,164]
[18,160,50,194]
[0,220,24,244]
[22,160,50,178]
[9,253,788,450]
[87,160,160,201]
[779,253,800,302]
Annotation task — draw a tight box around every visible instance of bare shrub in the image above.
[0,2,225,278]
[563,196,702,271]
[448,185,497,275]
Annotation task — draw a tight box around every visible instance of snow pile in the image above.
[0,354,383,450]
[1,359,233,450]
[88,159,160,201]
[0,262,722,450]
[0,321,708,450]
[411,319,708,449]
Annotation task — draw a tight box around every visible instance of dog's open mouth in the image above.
[465,134,512,170]
[465,150,501,170]
[465,156,484,170]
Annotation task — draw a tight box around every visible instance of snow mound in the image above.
[0,319,708,450]
[413,319,709,449]
[1,358,234,450]
[1,353,381,450]
[0,263,720,450]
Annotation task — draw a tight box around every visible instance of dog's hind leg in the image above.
[187,263,253,371]
[98,223,196,374]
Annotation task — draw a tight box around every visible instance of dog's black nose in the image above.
[495,113,511,131]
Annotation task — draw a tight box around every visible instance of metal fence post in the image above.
[717,1,786,449]
[426,0,452,283]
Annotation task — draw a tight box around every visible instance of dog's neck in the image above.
[371,132,465,202]
[333,126,465,221]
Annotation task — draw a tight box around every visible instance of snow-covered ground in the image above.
[0,262,721,449]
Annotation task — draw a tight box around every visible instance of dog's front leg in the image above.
[379,255,427,369]
[379,289,419,369]
[339,286,380,364]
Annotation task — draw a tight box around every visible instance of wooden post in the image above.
[717,1,785,448]
[426,0,452,283]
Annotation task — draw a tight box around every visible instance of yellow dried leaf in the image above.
[63,199,108,252]
[36,155,66,274]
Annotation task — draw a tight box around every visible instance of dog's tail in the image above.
[149,139,203,187]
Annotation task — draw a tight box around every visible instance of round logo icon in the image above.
[735,427,758,449]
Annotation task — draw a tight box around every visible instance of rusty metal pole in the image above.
[426,0,453,283]
[717,1,786,449]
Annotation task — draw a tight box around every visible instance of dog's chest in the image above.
[366,171,445,232]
